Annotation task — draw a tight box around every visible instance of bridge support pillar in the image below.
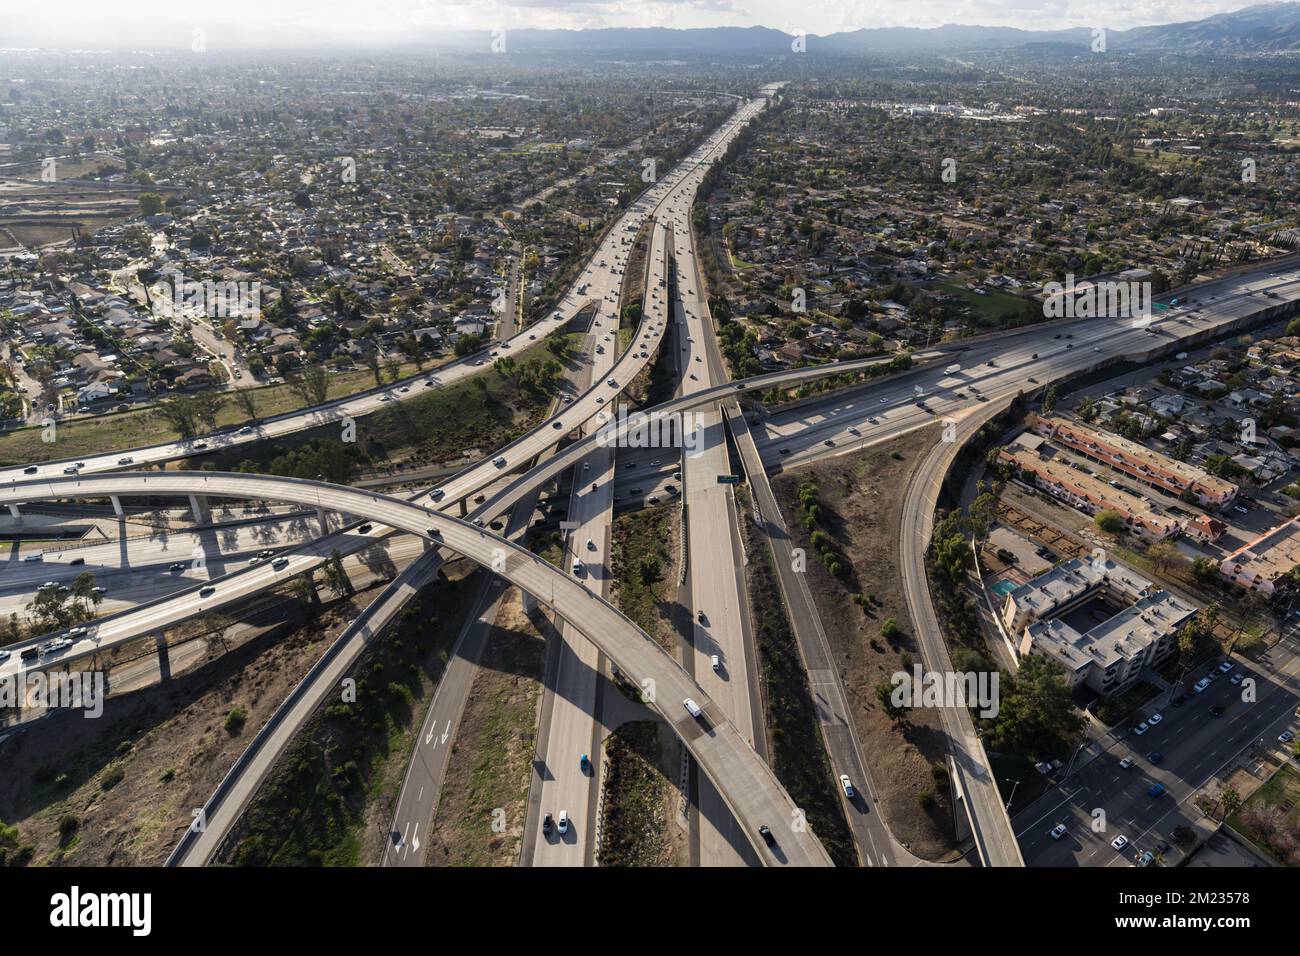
[188,495,211,526]
[6,503,20,523]
[110,495,124,518]
[317,508,330,535]
[155,632,171,682]
[458,498,468,518]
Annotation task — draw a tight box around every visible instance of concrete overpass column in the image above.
[317,508,330,536]
[188,495,211,526]
[458,498,468,519]
[110,495,124,518]
[6,503,20,523]
[155,632,171,682]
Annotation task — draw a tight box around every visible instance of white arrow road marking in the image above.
[441,720,451,745]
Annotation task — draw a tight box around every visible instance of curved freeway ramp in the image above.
[0,473,832,868]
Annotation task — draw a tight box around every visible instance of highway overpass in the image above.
[0,471,833,867]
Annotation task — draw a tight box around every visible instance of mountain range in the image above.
[438,3,1300,56]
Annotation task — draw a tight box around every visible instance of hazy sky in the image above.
[0,0,1268,47]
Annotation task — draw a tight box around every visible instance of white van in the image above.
[683,698,703,718]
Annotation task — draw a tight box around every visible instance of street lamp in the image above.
[1005,777,1021,811]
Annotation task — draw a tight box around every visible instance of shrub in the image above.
[224,707,248,735]
[100,765,125,791]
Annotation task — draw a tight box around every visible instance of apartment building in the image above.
[1003,557,1197,696]
[1219,515,1300,596]
[999,434,1181,540]
[1031,415,1238,507]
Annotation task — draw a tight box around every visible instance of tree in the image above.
[1041,385,1058,414]
[1191,556,1220,585]
[191,391,225,432]
[876,679,906,722]
[138,193,164,217]
[983,655,1086,757]
[363,350,382,386]
[152,395,200,438]
[1094,509,1125,535]
[454,333,483,358]
[321,549,351,596]
[232,386,258,422]
[302,364,329,405]
[1145,540,1181,575]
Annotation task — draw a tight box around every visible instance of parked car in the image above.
[1050,823,1067,840]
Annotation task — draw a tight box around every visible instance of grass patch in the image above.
[218,571,476,866]
[0,361,424,465]
[598,721,673,866]
[742,506,856,867]
[608,505,678,650]
[1227,765,1300,865]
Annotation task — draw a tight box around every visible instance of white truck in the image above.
[945,363,961,375]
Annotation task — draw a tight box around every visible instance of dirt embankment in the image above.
[424,588,546,867]
[772,425,961,860]
[597,720,688,867]
[0,588,371,866]
[608,504,682,652]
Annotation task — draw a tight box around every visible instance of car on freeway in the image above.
[199,585,216,597]
[1281,731,1295,744]
[117,457,134,465]
[63,466,79,475]
[758,825,775,847]
[23,465,38,474]
[357,523,373,533]
[1119,756,1134,769]
[1149,783,1166,798]
[0,650,9,665]
[1218,660,1235,674]
[272,557,289,570]
[1230,673,1244,685]
[840,775,855,799]
[169,562,186,572]
[1148,752,1163,765]
[1111,835,1129,851]
[1050,823,1067,840]
[1194,677,1211,693]
[557,811,569,835]
[1209,705,1225,717]
[542,813,554,837]
[1132,722,1148,736]
[1148,713,1163,725]
[683,698,703,718]
[1136,850,1155,867]
[22,553,43,562]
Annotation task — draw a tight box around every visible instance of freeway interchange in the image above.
[5,88,1300,870]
